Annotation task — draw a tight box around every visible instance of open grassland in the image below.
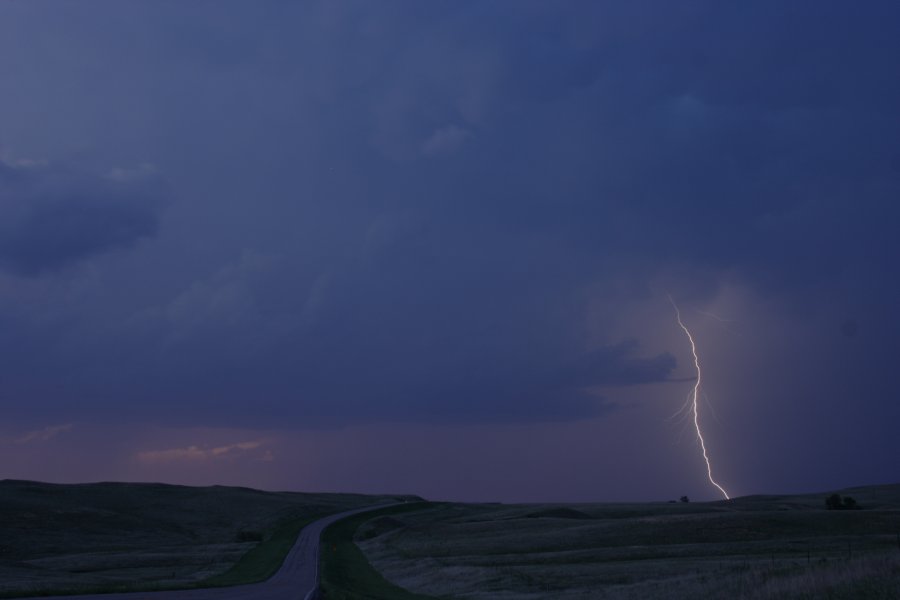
[319,502,438,600]
[200,513,315,587]
[358,484,900,599]
[0,479,414,597]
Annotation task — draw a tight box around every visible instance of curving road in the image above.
[16,504,396,600]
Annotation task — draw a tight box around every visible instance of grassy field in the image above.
[319,502,439,600]
[0,479,413,597]
[358,484,900,599]
[4,481,898,599]
[200,513,316,586]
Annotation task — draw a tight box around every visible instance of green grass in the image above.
[0,479,416,597]
[6,480,898,599]
[201,514,320,586]
[320,503,440,600]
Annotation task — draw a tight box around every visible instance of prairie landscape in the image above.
[3,2,900,599]
[2,481,899,599]
[355,484,900,600]
[0,479,410,597]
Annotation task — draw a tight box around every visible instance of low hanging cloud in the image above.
[552,342,677,389]
[6,423,74,445]
[0,159,165,275]
[136,440,271,464]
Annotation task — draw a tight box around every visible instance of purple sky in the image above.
[1,1,898,502]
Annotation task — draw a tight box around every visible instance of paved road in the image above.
[17,503,396,600]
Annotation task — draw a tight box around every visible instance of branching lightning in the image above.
[668,295,730,500]
[695,309,733,323]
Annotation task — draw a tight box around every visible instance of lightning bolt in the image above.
[668,295,731,500]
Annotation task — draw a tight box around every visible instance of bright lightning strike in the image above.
[668,295,731,500]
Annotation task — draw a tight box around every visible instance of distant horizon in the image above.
[5,475,898,507]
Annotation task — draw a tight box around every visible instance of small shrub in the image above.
[826,493,843,510]
[825,494,861,510]
[680,496,690,503]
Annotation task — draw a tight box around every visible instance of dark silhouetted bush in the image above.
[826,493,843,510]
[825,493,860,510]
[679,496,690,503]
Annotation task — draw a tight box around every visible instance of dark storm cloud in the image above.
[63,243,675,426]
[554,343,676,389]
[0,160,164,275]
[0,0,898,435]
